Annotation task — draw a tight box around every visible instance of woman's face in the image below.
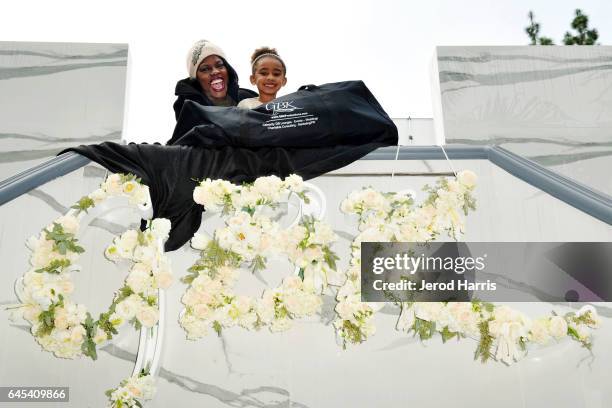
[196,54,229,102]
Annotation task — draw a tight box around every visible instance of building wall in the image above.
[434,46,612,196]
[0,41,128,181]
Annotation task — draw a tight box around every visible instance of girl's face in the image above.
[196,55,229,102]
[250,57,287,100]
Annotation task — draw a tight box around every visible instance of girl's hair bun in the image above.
[250,46,279,64]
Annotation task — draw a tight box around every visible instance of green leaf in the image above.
[474,318,494,363]
[296,191,311,204]
[323,246,339,270]
[213,321,222,336]
[251,255,266,273]
[567,325,580,341]
[35,258,71,274]
[45,223,85,256]
[440,326,458,343]
[35,296,64,337]
[71,196,95,214]
[413,317,435,340]
[131,317,142,331]
[137,230,147,246]
[342,319,363,344]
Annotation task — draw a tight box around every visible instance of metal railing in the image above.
[1,146,611,225]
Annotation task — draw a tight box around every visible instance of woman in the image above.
[173,40,257,119]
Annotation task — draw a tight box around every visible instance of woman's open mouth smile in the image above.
[210,78,226,92]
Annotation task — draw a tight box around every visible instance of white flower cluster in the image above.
[395,302,600,365]
[280,219,337,292]
[104,219,173,329]
[215,212,279,260]
[334,172,478,347]
[32,300,88,359]
[333,173,601,362]
[182,174,336,339]
[180,274,323,339]
[193,174,305,212]
[98,173,151,207]
[106,373,156,408]
[334,274,378,345]
[15,173,170,360]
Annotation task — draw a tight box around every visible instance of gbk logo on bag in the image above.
[265,101,302,114]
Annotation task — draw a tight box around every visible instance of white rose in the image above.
[116,230,139,257]
[190,232,211,250]
[577,305,601,328]
[311,222,336,245]
[133,245,157,265]
[136,305,159,327]
[446,180,463,194]
[457,170,477,188]
[115,295,142,320]
[283,174,304,192]
[55,215,80,235]
[105,245,120,262]
[130,185,151,206]
[549,316,568,339]
[414,302,444,322]
[192,185,208,206]
[89,188,107,204]
[126,267,151,294]
[103,173,122,194]
[335,301,357,321]
[255,297,275,324]
[282,276,303,291]
[155,271,173,289]
[302,246,323,264]
[191,303,211,319]
[54,307,70,330]
[216,266,239,286]
[340,198,356,214]
[253,175,283,200]
[284,293,308,317]
[137,375,156,400]
[529,318,551,345]
[150,218,171,240]
[180,315,209,340]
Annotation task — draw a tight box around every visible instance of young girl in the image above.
[237,47,287,109]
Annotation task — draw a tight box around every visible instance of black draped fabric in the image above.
[61,81,397,252]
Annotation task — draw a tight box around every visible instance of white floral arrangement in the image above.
[181,174,338,338]
[106,370,156,408]
[11,173,172,361]
[334,170,477,346]
[396,301,600,365]
[334,170,600,365]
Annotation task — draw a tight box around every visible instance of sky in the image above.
[1,0,611,143]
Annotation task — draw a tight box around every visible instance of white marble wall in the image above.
[434,46,612,197]
[1,159,611,407]
[0,41,128,181]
